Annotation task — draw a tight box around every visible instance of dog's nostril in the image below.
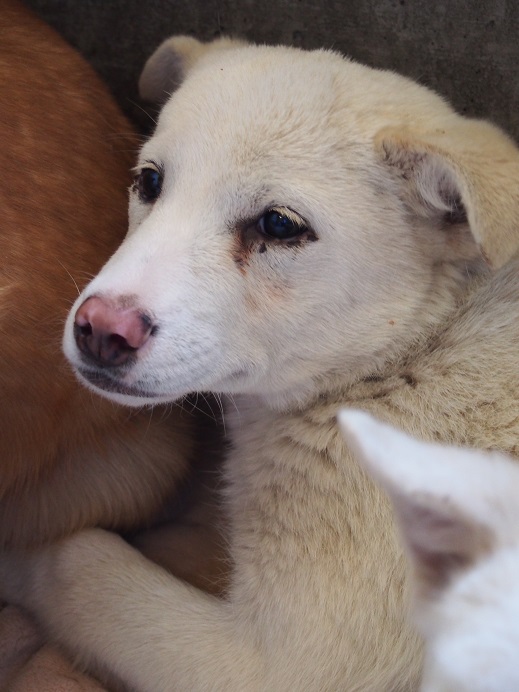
[94,333,139,366]
[76,322,93,337]
[73,296,154,367]
[109,333,137,354]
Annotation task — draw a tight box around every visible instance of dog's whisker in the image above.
[57,260,81,297]
[126,98,158,126]
[211,393,227,435]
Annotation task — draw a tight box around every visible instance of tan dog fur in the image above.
[0,1,192,548]
[2,36,519,691]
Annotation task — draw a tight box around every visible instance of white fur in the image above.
[2,37,519,691]
[340,411,519,692]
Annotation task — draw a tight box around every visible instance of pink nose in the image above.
[74,296,154,366]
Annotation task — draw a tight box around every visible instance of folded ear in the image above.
[338,410,497,598]
[139,35,247,105]
[375,120,519,268]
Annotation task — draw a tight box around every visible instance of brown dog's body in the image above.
[0,0,192,548]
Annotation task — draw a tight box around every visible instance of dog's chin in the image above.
[74,368,173,408]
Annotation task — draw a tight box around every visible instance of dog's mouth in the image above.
[76,367,160,400]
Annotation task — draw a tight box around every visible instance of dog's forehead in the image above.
[148,45,453,173]
[153,48,346,157]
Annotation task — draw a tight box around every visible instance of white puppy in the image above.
[340,410,519,692]
[2,37,519,691]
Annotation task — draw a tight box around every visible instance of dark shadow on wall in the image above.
[24,0,519,139]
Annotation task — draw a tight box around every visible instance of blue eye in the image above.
[259,209,307,240]
[135,166,163,203]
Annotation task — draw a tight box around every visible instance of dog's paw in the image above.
[0,528,123,611]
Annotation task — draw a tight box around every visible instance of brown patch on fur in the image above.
[402,373,418,387]
[232,226,255,273]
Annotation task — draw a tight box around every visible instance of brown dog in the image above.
[0,0,193,549]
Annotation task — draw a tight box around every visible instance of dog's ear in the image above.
[338,410,498,598]
[375,121,519,268]
[139,36,246,105]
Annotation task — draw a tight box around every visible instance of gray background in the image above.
[24,0,519,138]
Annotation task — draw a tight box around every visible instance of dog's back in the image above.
[341,410,519,692]
[0,0,192,547]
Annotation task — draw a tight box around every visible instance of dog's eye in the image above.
[259,208,307,240]
[135,166,163,203]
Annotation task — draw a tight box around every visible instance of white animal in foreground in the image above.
[340,410,519,692]
[2,36,519,691]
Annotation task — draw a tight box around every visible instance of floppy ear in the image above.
[139,35,247,105]
[375,120,519,268]
[338,410,496,598]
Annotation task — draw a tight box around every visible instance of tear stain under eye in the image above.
[232,224,264,272]
[232,223,318,273]
[232,229,253,273]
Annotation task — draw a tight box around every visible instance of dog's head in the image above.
[63,38,519,408]
[339,410,519,692]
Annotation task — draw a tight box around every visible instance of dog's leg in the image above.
[131,511,229,598]
[0,529,261,692]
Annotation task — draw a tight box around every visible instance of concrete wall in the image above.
[26,0,519,139]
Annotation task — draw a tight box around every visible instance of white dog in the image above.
[340,410,519,692]
[2,37,519,691]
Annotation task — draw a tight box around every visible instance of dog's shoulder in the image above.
[413,259,519,450]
